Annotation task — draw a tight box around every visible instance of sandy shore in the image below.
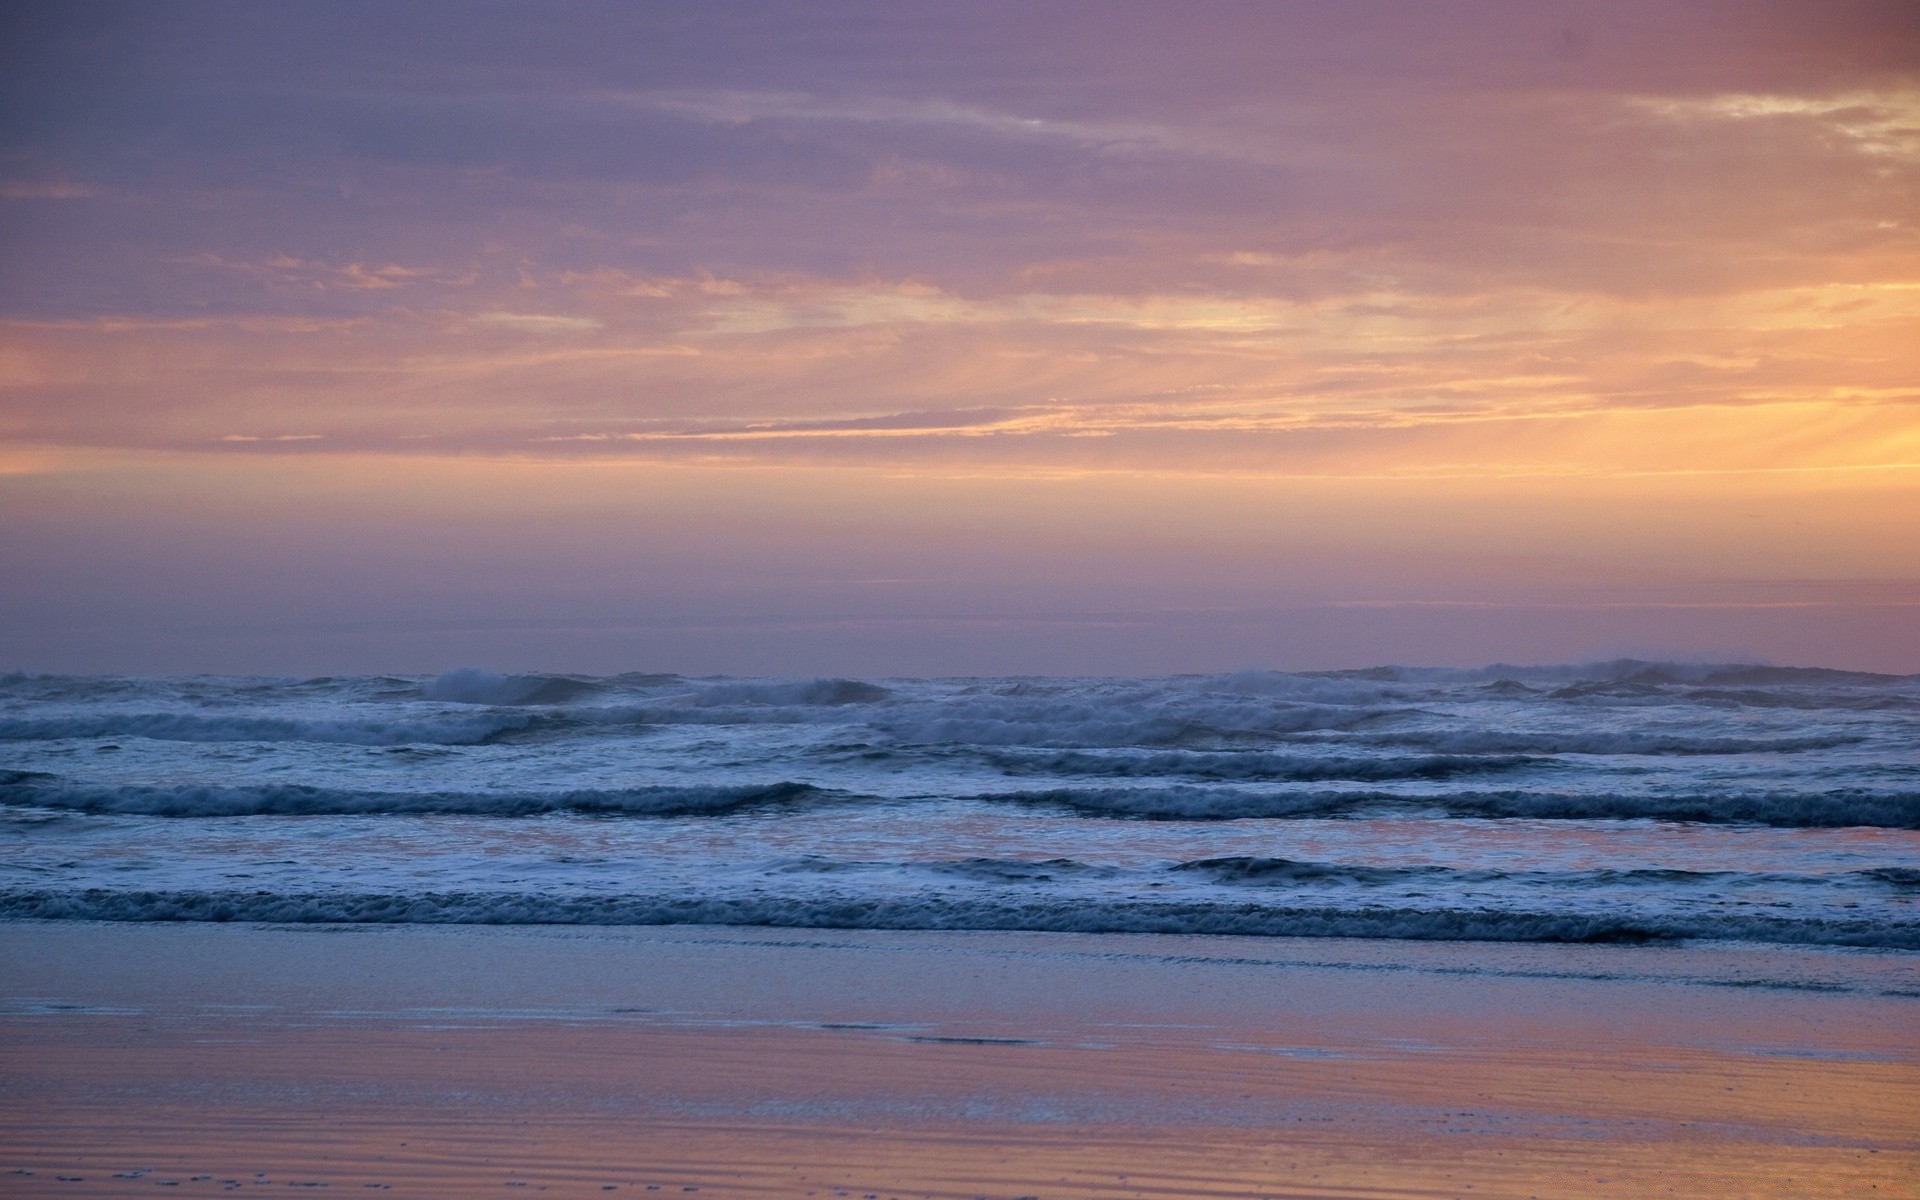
[2,922,1915,1198]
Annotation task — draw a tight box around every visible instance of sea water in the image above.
[2,662,1916,949]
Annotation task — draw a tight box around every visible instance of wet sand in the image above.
[2,922,1916,1198]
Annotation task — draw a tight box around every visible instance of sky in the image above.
[1,0,1917,676]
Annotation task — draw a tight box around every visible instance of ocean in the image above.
[2,662,1916,950]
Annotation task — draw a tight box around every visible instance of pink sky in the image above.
[2,1,1916,674]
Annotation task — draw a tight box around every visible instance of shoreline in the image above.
[3,922,1917,1197]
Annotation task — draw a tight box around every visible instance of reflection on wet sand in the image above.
[3,1014,1914,1199]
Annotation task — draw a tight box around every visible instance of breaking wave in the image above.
[979,749,1545,782]
[421,669,606,706]
[988,785,1920,828]
[5,770,1914,828]
[0,710,540,746]
[1376,731,1861,756]
[0,776,834,817]
[690,678,895,707]
[1,887,1910,949]
[1158,855,1868,889]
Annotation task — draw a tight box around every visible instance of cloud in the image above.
[183,255,473,292]
[1627,88,1920,159]
[620,88,1266,163]
[1,3,1915,483]
[470,312,605,334]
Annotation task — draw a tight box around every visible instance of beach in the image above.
[7,2,1920,1193]
[3,921,1915,1198]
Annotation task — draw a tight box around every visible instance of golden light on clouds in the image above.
[1,2,1916,670]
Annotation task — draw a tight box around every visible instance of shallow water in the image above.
[3,661,1917,947]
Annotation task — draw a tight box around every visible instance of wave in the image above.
[987,786,1920,828]
[768,857,1123,882]
[1161,856,1866,889]
[980,749,1545,782]
[925,857,1120,882]
[7,661,1913,704]
[1379,731,1862,755]
[0,710,541,746]
[873,701,1406,749]
[8,664,1911,756]
[689,678,894,706]
[419,671,893,709]
[8,769,1912,827]
[1438,788,1920,828]
[2,887,1909,949]
[1171,856,1470,886]
[0,704,1872,757]
[0,777,833,817]
[747,855,1920,894]
[421,669,606,706]
[1323,660,1916,688]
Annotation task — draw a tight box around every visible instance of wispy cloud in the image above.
[620,88,1267,162]
[470,312,605,334]
[1627,88,1920,159]
[1,12,1916,488]
[182,254,475,292]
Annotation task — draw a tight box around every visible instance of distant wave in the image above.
[979,749,1546,781]
[2,887,1910,949]
[420,670,892,708]
[421,668,608,706]
[4,662,1913,754]
[4,660,1913,700]
[1159,855,1875,889]
[1313,661,1915,688]
[868,702,1408,748]
[988,785,1920,828]
[1373,731,1862,755]
[0,710,542,746]
[0,775,832,817]
[769,856,1126,883]
[787,854,1859,891]
[0,705,1876,756]
[6,770,1913,827]
[688,678,895,706]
